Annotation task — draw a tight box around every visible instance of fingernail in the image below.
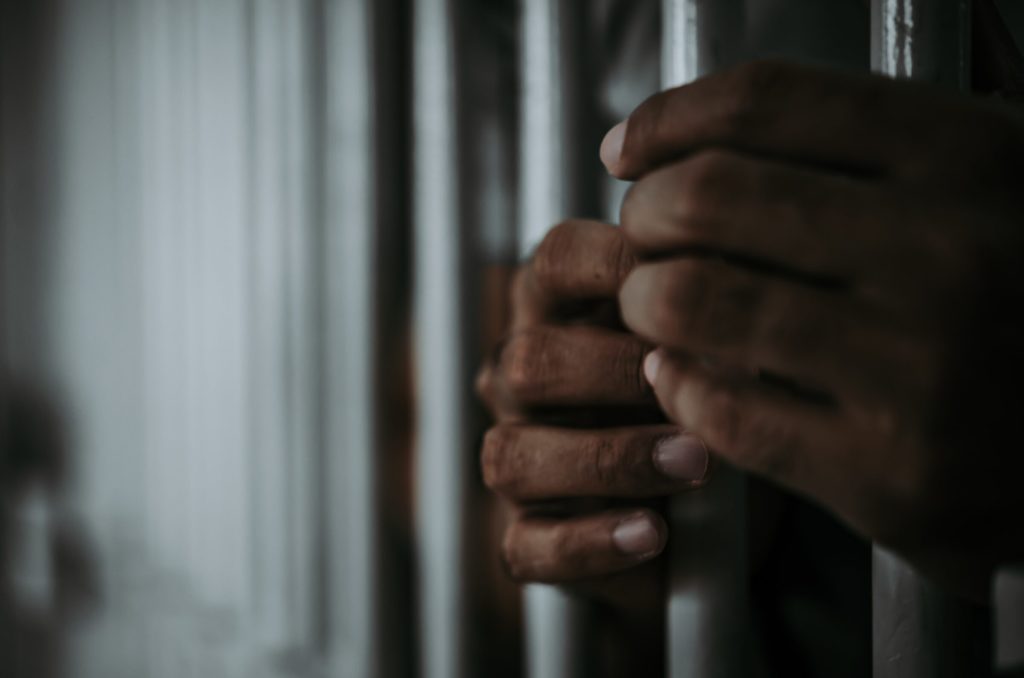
[653,434,709,482]
[612,513,662,557]
[643,350,662,386]
[600,120,627,171]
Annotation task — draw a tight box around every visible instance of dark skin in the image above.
[476,220,675,673]
[612,59,1024,596]
[479,8,1024,619]
[477,219,675,585]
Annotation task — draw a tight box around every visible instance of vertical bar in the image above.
[519,1,599,677]
[248,1,328,651]
[661,3,749,678]
[414,0,475,677]
[870,3,993,677]
[995,567,1024,670]
[873,549,992,677]
[323,0,407,675]
[871,0,972,88]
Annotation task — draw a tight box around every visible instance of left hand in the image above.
[602,59,1024,596]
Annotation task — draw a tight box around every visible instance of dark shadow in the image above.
[0,375,101,678]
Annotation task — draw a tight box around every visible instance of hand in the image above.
[477,220,712,590]
[603,59,1024,594]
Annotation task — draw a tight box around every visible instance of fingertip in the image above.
[653,433,709,483]
[643,349,664,387]
[611,510,667,558]
[600,120,628,175]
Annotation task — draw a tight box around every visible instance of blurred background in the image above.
[0,1,568,675]
[3,2,423,676]
[3,2,1024,678]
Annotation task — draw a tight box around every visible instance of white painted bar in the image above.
[869,2,993,677]
[662,3,750,677]
[520,1,595,677]
[414,1,474,677]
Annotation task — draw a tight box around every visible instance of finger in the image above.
[620,258,852,392]
[481,424,708,501]
[642,350,846,510]
[479,355,667,425]
[495,325,653,408]
[514,220,635,326]
[502,508,667,583]
[621,149,875,280]
[600,59,945,180]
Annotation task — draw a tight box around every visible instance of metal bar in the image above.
[413,1,476,676]
[870,3,993,677]
[995,566,1024,670]
[661,3,749,678]
[873,549,992,677]
[323,0,408,675]
[871,0,972,88]
[519,1,600,677]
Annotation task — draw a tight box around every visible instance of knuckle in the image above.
[500,328,552,399]
[593,433,651,491]
[533,220,579,291]
[548,522,579,568]
[481,426,519,494]
[613,338,649,398]
[587,435,624,490]
[603,229,635,286]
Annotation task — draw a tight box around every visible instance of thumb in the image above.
[641,348,829,497]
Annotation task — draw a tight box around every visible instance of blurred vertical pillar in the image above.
[247,0,321,652]
[323,0,409,676]
[413,0,479,677]
[661,3,750,677]
[870,2,993,677]
[995,567,1024,670]
[519,1,601,677]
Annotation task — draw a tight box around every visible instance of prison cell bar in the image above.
[519,1,598,677]
[661,3,751,677]
[870,1,994,676]
[414,0,477,677]
[327,0,408,676]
